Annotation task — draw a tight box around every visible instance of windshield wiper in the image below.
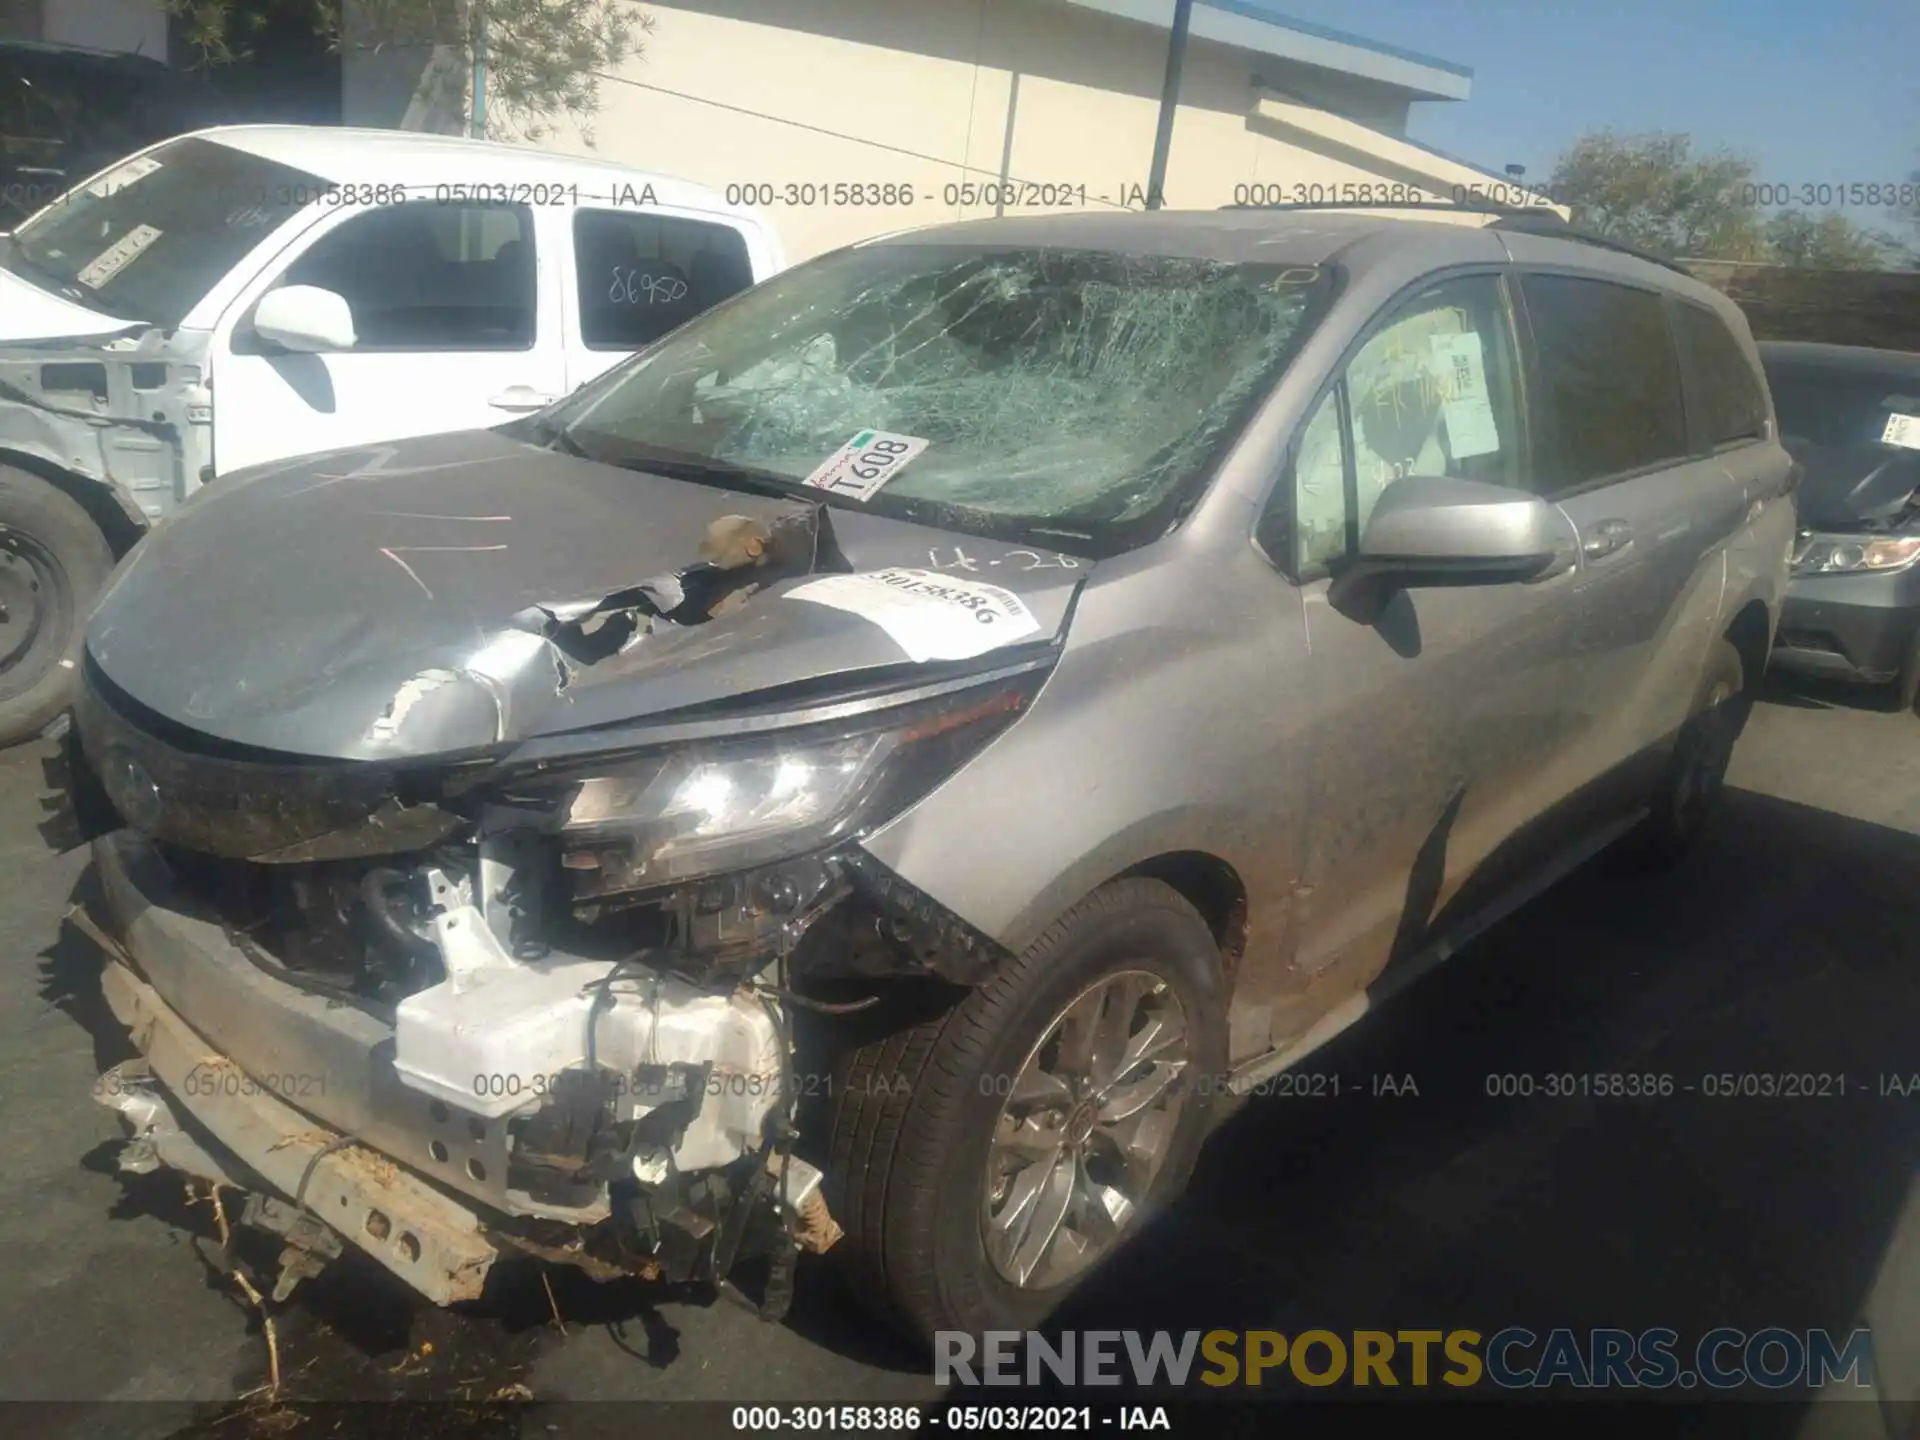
[597,441,823,504]
[524,414,590,458]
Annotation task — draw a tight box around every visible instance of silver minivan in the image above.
[72,207,1795,1344]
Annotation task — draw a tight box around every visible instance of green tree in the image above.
[1763,209,1895,270]
[1549,129,1901,270]
[161,0,648,141]
[1547,130,1768,260]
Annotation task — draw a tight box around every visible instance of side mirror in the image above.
[1328,474,1573,625]
[252,285,356,353]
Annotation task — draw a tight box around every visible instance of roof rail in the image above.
[1484,209,1694,276]
[1218,199,1695,277]
[1219,197,1518,217]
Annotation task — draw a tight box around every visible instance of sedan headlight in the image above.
[1792,532,1920,575]
[496,672,1044,898]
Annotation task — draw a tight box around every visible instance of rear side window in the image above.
[1676,304,1768,447]
[573,209,756,350]
[1521,274,1689,487]
[277,201,536,351]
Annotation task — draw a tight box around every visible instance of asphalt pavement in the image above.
[0,677,1916,1438]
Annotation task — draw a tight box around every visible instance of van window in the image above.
[573,209,755,350]
[276,201,536,351]
[1676,303,1768,447]
[1293,273,1525,571]
[1521,274,1689,486]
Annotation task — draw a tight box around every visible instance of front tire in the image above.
[0,467,112,748]
[821,878,1227,1344]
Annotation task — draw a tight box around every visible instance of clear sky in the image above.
[1271,0,1918,221]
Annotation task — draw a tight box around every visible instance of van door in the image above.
[1281,269,1592,997]
[1512,271,1747,780]
[208,198,566,474]
[558,206,768,392]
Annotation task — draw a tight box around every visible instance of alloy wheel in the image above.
[980,969,1192,1290]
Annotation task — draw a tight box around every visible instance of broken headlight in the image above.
[1792,533,1920,575]
[498,671,1046,899]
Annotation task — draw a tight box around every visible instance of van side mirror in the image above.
[1328,475,1573,625]
[252,285,357,353]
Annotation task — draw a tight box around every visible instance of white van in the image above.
[0,125,785,744]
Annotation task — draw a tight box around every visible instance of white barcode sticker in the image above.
[786,567,1039,662]
[1882,412,1920,451]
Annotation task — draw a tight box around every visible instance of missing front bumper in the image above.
[83,827,840,1312]
[94,954,499,1304]
[88,829,530,1218]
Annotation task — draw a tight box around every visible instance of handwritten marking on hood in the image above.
[379,548,434,599]
[785,567,1040,663]
[369,512,514,523]
[389,545,511,554]
[377,544,510,600]
[282,446,520,500]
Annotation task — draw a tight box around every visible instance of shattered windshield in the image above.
[6,135,325,328]
[555,244,1336,553]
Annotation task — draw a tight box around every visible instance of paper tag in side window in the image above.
[1882,412,1920,451]
[801,430,930,502]
[785,567,1039,662]
[76,225,163,289]
[1429,331,1501,459]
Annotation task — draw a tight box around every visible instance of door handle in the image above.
[1581,518,1634,560]
[487,386,559,412]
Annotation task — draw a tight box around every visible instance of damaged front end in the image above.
[0,324,213,527]
[74,641,1044,1316]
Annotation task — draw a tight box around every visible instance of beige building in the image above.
[346,0,1559,261]
[11,0,1560,262]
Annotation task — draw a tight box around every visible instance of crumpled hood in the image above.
[85,429,1087,759]
[0,263,146,344]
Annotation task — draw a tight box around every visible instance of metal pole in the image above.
[470,2,488,138]
[1144,0,1194,210]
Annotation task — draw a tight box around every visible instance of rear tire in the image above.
[1616,637,1749,869]
[1890,629,1920,716]
[0,467,111,749]
[819,878,1227,1345]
